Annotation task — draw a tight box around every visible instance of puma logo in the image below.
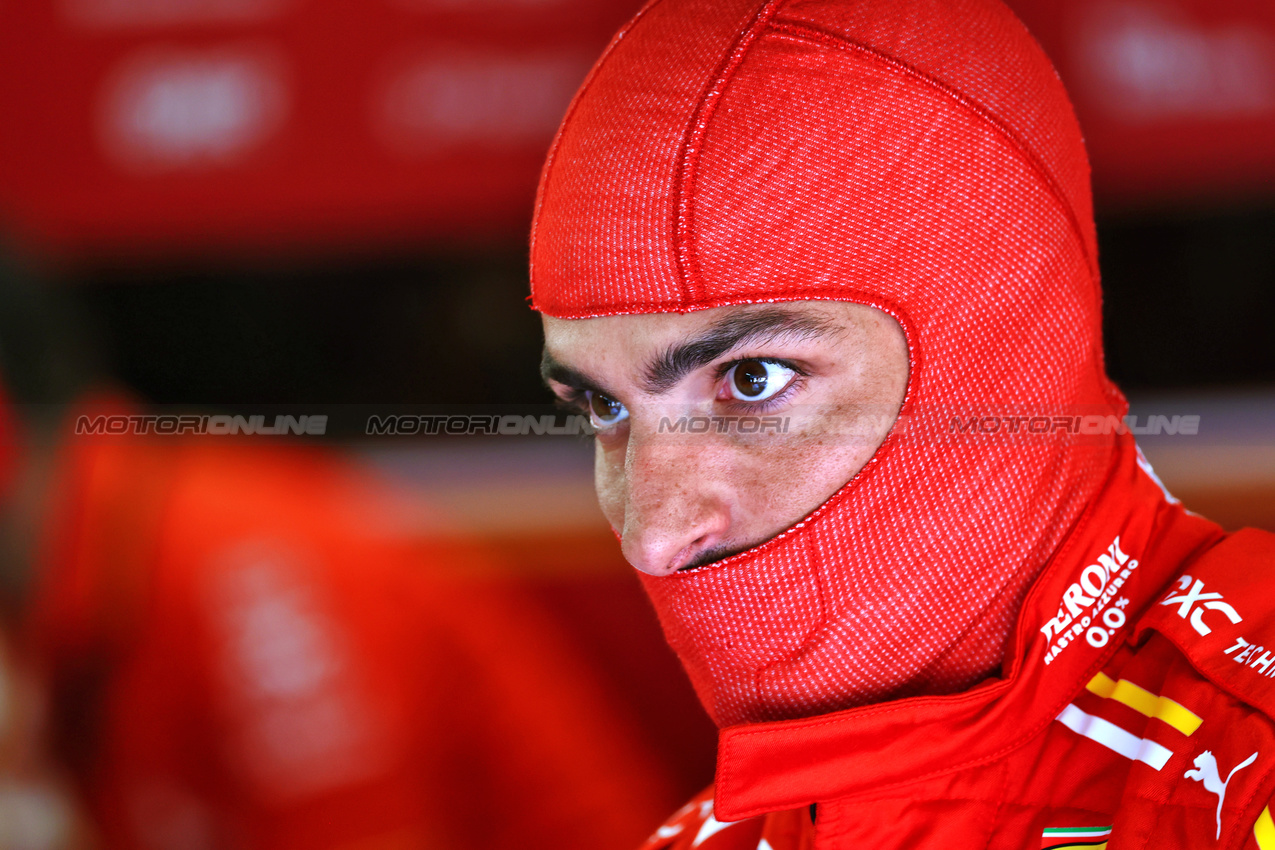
[1184,750,1258,840]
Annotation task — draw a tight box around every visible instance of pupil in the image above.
[734,360,768,397]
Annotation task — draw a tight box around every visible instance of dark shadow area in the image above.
[7,203,1268,409]
[1099,203,1275,391]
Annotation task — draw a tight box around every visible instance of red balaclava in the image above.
[529,0,1124,728]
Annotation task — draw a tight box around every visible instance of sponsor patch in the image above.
[1042,536,1138,665]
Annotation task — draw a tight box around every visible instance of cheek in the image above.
[731,421,881,531]
[593,440,627,530]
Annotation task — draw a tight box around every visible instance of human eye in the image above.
[722,358,799,403]
[584,390,630,429]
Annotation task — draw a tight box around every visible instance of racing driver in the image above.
[530,0,1275,847]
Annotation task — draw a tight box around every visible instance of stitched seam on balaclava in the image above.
[673,0,787,305]
[762,18,1098,284]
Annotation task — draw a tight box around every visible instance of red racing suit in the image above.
[642,445,1275,850]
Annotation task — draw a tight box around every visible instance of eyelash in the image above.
[553,357,809,416]
[712,356,805,382]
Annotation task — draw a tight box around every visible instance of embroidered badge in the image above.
[1041,824,1112,849]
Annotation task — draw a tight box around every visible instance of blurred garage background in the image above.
[0,0,1272,848]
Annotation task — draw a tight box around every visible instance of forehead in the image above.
[543,306,720,356]
[542,301,841,362]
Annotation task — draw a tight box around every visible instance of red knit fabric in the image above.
[530,0,1124,727]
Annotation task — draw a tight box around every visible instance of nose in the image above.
[617,429,733,576]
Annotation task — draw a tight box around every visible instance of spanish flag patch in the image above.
[1041,825,1112,850]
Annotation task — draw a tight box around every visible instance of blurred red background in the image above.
[3,0,1275,261]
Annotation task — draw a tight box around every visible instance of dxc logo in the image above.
[1161,575,1242,636]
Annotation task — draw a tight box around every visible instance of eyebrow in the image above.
[641,308,841,394]
[540,307,842,399]
[541,352,609,397]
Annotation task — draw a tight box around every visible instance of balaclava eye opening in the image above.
[530,0,1124,727]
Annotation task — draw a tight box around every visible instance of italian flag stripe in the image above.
[1043,826,1113,837]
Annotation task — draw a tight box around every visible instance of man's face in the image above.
[542,300,909,576]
